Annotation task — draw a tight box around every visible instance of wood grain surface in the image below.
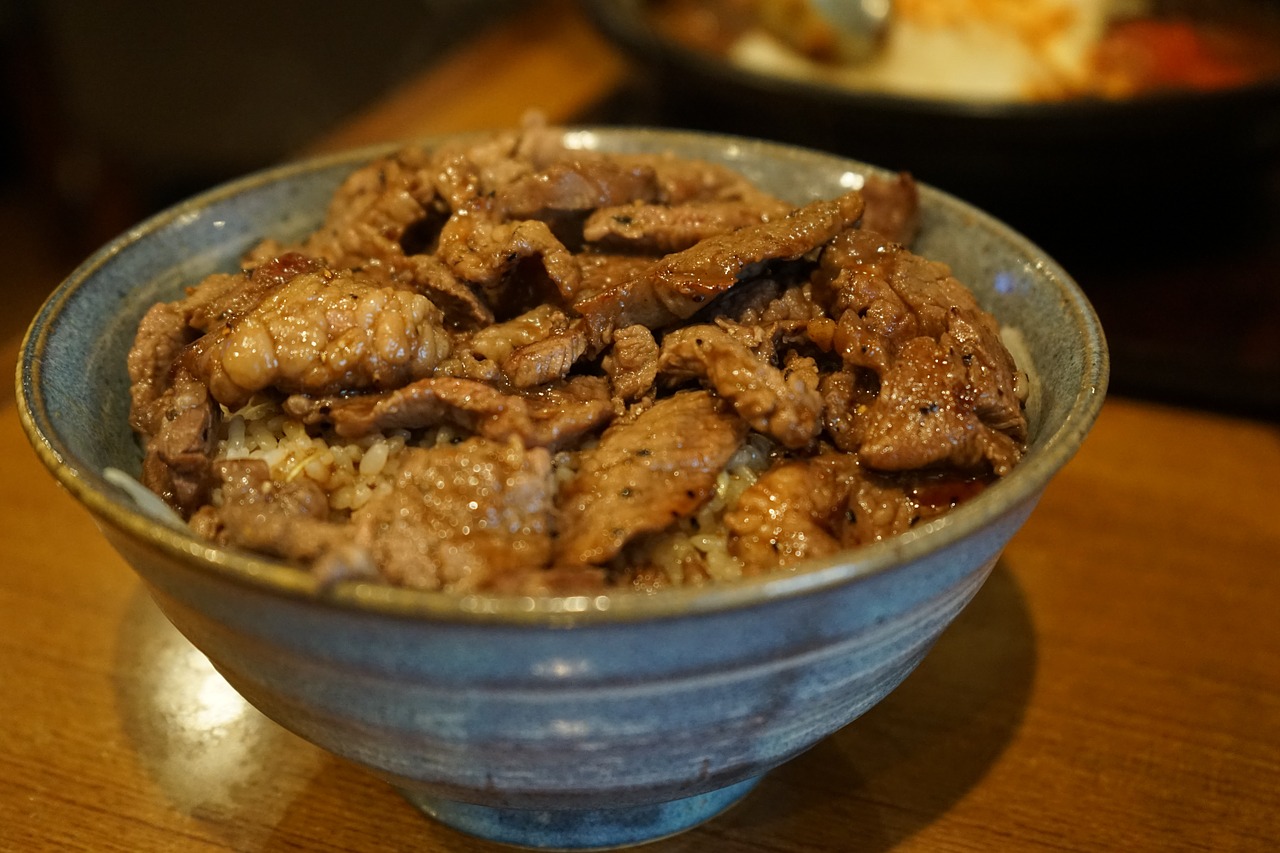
[3,2,1278,850]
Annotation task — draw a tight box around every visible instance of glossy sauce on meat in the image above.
[126,122,1029,594]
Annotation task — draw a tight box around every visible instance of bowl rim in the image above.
[16,126,1109,625]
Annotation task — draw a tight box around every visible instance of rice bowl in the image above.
[17,127,1106,849]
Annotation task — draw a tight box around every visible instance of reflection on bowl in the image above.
[18,128,1106,850]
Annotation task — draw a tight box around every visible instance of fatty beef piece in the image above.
[125,253,453,515]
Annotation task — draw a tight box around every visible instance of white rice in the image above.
[626,435,774,585]
[210,398,771,585]
[214,398,409,513]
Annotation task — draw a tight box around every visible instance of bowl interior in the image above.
[18,128,1108,620]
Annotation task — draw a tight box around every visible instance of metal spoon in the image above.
[807,0,893,63]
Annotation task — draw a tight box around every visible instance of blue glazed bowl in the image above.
[17,128,1107,850]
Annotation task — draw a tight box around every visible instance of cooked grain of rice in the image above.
[208,396,771,584]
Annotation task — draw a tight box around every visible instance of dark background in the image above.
[3,0,1278,417]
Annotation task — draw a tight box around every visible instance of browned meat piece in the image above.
[859,173,921,244]
[127,301,195,433]
[840,472,932,548]
[187,253,326,332]
[434,304,589,388]
[192,265,452,408]
[522,375,616,449]
[435,303,569,382]
[436,198,581,308]
[832,306,894,374]
[262,149,442,272]
[428,149,487,213]
[555,391,747,568]
[713,315,826,366]
[250,147,505,332]
[576,253,654,299]
[190,459,349,563]
[858,336,1023,476]
[182,272,267,333]
[400,255,494,329]
[783,349,823,402]
[725,456,857,573]
[604,324,659,403]
[821,242,919,364]
[127,262,307,517]
[128,255,325,440]
[284,376,529,441]
[803,315,838,353]
[697,279,836,364]
[496,157,661,220]
[647,189,865,318]
[612,153,784,205]
[269,129,592,319]
[819,368,877,453]
[737,281,831,326]
[510,116,573,167]
[138,368,220,516]
[839,470,981,549]
[431,347,501,384]
[297,148,439,271]
[658,324,823,449]
[820,229,980,342]
[348,438,555,592]
[695,277,784,326]
[427,120,561,209]
[501,319,590,388]
[818,228,1027,471]
[574,190,865,336]
[571,259,672,337]
[944,308,1029,441]
[726,454,948,571]
[289,123,591,317]
[582,198,792,254]
[285,374,614,451]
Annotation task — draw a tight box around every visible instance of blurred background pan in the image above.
[581,0,1280,220]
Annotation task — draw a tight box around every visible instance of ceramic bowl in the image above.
[17,128,1107,850]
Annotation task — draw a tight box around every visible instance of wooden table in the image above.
[3,2,1278,850]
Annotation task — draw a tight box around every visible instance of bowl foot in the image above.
[400,776,762,850]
